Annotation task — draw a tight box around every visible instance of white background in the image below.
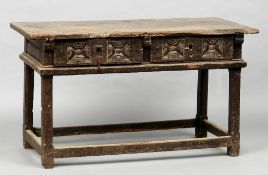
[0,0,267,174]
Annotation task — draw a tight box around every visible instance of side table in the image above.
[10,17,258,168]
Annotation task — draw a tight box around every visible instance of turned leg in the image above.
[195,69,209,138]
[227,68,241,156]
[41,75,54,168]
[23,64,34,149]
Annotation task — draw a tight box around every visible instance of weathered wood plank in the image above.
[54,136,232,158]
[33,119,196,137]
[25,130,42,154]
[10,17,258,40]
[20,53,247,76]
[203,119,228,136]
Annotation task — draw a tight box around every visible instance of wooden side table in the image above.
[10,17,258,168]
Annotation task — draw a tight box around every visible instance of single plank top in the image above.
[10,17,259,40]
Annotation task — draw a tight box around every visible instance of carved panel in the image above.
[54,38,143,66]
[107,41,131,63]
[201,38,224,59]
[162,39,185,60]
[199,37,234,60]
[66,42,92,64]
[150,36,234,63]
[150,37,186,62]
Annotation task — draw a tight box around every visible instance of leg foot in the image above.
[42,151,54,169]
[23,141,33,149]
[227,144,240,157]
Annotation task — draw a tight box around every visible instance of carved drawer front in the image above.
[150,36,234,62]
[150,37,186,63]
[54,38,143,66]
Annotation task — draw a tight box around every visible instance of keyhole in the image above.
[94,45,103,55]
[95,47,102,53]
[189,44,193,50]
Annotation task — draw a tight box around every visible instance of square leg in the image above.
[23,64,34,149]
[41,75,54,168]
[195,70,209,138]
[227,68,241,156]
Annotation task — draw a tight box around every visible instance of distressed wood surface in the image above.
[25,130,42,155]
[20,52,247,76]
[227,68,241,156]
[32,118,196,137]
[54,136,232,158]
[54,38,143,66]
[150,36,234,62]
[10,17,258,40]
[14,17,257,168]
[195,69,209,138]
[23,64,34,149]
[41,76,54,168]
[202,119,228,136]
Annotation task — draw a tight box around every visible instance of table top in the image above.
[10,17,258,40]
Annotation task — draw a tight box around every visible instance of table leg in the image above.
[227,68,241,156]
[41,75,54,168]
[195,69,209,138]
[23,64,34,149]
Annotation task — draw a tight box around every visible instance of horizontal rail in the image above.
[33,118,196,137]
[54,136,232,158]
[202,119,228,136]
[25,129,42,155]
[20,52,247,76]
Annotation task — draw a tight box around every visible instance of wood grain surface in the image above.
[10,17,258,40]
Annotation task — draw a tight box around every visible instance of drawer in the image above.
[150,36,234,62]
[54,38,143,66]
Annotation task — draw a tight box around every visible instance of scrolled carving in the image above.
[162,39,185,60]
[66,42,92,64]
[107,41,131,63]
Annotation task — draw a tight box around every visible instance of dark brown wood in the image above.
[143,36,151,62]
[202,119,228,136]
[195,69,208,138]
[25,130,42,154]
[41,75,54,168]
[24,35,236,67]
[54,38,143,66]
[233,34,244,59]
[25,40,42,62]
[150,36,234,63]
[32,118,196,137]
[23,35,236,67]
[23,63,34,149]
[54,136,232,158]
[41,41,54,66]
[20,53,247,76]
[11,18,258,168]
[227,68,241,156]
